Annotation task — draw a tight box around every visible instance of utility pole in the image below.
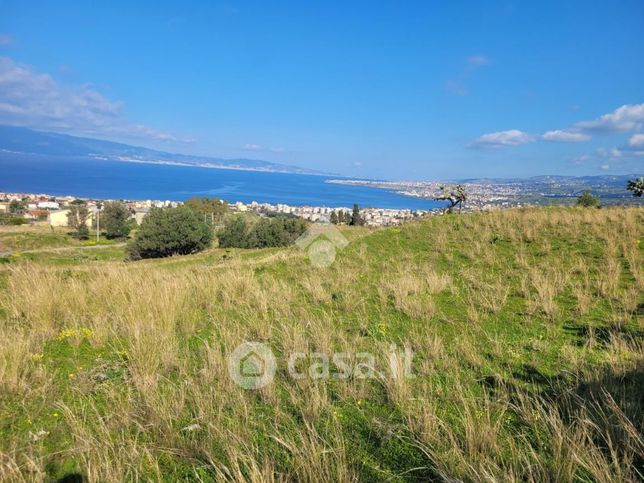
[96,209,100,242]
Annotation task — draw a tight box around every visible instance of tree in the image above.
[0,213,26,226]
[252,217,307,247]
[67,204,90,240]
[184,197,229,224]
[436,185,467,213]
[627,177,644,197]
[127,206,212,259]
[102,201,132,239]
[330,211,338,224]
[350,204,364,226]
[576,190,600,208]
[218,215,308,249]
[8,200,25,215]
[218,216,250,248]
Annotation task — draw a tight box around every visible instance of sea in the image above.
[0,157,444,210]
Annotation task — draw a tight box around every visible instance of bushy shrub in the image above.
[576,190,600,208]
[184,197,229,224]
[102,201,133,239]
[0,213,26,225]
[127,206,212,259]
[627,177,643,197]
[218,215,308,249]
[67,205,90,239]
[218,216,250,248]
[251,217,308,247]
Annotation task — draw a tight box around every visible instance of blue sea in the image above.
[0,157,444,210]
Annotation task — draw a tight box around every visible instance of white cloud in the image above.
[571,145,644,171]
[243,143,285,153]
[0,56,185,142]
[470,102,644,148]
[542,130,590,142]
[469,129,534,148]
[574,103,644,133]
[627,133,644,149]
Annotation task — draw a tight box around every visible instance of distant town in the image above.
[0,191,435,228]
[328,174,643,209]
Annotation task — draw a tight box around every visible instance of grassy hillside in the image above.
[0,208,642,481]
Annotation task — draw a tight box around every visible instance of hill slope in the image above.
[0,207,642,481]
[0,125,325,175]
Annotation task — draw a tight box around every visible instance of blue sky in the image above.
[1,1,643,180]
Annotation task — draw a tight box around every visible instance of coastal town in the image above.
[327,174,642,208]
[328,179,522,210]
[230,200,430,225]
[0,191,435,228]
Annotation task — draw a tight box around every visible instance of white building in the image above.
[37,201,60,210]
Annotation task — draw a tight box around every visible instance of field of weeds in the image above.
[0,207,642,481]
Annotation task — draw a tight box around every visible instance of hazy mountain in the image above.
[0,126,326,175]
[460,174,640,187]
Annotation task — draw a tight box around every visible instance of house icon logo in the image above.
[295,223,349,267]
[228,342,276,389]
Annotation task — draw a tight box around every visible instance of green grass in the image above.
[0,229,75,251]
[0,208,642,481]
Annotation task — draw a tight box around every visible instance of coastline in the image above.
[0,189,443,227]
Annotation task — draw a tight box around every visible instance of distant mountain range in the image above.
[0,126,326,176]
[460,174,640,187]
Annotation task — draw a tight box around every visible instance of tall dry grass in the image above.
[0,206,642,481]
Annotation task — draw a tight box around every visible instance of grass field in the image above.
[0,207,642,481]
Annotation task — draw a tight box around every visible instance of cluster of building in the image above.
[232,201,431,226]
[1,192,432,228]
[0,192,179,227]
[328,178,642,210]
[394,182,523,210]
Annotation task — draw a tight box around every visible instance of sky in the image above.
[1,1,643,181]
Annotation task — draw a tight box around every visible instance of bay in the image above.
[0,157,443,210]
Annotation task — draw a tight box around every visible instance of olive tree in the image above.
[127,206,212,259]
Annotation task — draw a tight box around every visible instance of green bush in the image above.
[251,217,308,247]
[218,216,251,248]
[67,204,90,240]
[102,201,132,239]
[627,177,644,197]
[576,190,600,208]
[0,213,27,225]
[184,197,229,224]
[127,206,212,260]
[218,215,308,249]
